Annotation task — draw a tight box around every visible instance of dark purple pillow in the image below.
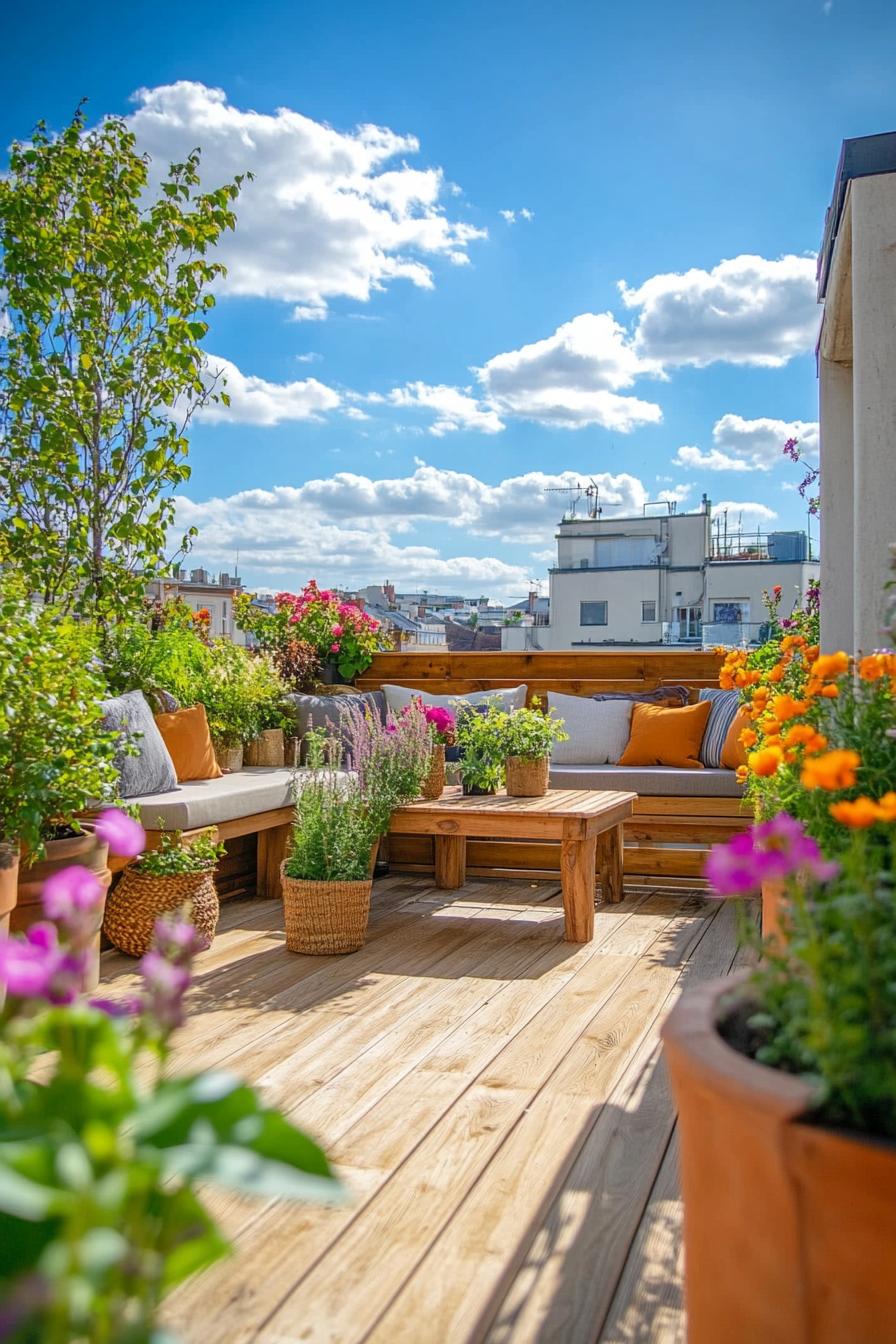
[592,685,690,707]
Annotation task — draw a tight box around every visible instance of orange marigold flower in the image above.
[766,664,785,683]
[735,765,749,784]
[804,645,820,662]
[829,798,882,828]
[781,724,828,753]
[877,793,896,822]
[770,694,810,723]
[819,684,840,699]
[780,634,805,651]
[858,653,896,682]
[748,745,784,777]
[739,727,759,749]
[801,749,861,792]
[809,652,850,682]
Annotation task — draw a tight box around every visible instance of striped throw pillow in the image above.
[698,688,742,768]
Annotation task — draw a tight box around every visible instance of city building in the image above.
[502,497,819,650]
[146,568,245,641]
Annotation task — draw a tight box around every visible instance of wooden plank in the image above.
[360,650,724,683]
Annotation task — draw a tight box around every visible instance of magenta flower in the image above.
[139,950,192,1030]
[0,924,84,1003]
[704,813,839,898]
[330,642,341,653]
[42,865,104,922]
[94,808,146,859]
[153,914,209,962]
[89,995,141,1018]
[331,623,344,637]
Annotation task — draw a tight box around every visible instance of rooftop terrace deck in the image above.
[101,874,745,1343]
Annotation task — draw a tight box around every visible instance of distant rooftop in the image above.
[818,130,896,299]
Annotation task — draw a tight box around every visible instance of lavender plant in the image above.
[0,810,339,1342]
[340,700,432,836]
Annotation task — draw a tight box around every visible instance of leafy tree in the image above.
[0,104,244,622]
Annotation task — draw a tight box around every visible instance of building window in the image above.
[713,600,750,625]
[580,600,608,626]
[641,600,657,623]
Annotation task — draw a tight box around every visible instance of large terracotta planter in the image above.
[0,842,19,938]
[662,973,896,1344]
[245,728,285,767]
[14,829,111,991]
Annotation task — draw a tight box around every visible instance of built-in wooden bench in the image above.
[358,650,749,885]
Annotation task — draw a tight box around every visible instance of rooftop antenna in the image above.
[544,481,585,520]
[586,478,603,520]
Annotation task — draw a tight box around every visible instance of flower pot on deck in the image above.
[14,828,111,991]
[244,728,286,767]
[215,741,244,773]
[420,744,446,800]
[280,865,372,955]
[661,973,896,1344]
[0,842,19,938]
[461,781,498,797]
[103,867,219,958]
[505,755,549,797]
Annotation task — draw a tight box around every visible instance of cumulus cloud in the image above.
[126,81,486,317]
[475,313,663,431]
[674,414,820,471]
[499,207,534,224]
[196,354,340,425]
[712,500,779,523]
[620,254,819,368]
[384,382,504,436]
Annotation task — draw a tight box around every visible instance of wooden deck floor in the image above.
[101,873,744,1343]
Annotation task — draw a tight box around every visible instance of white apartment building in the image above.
[503,498,819,650]
[146,568,245,641]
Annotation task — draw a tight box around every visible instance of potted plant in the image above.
[103,826,225,957]
[340,700,433,867]
[281,732,378,954]
[501,698,568,796]
[243,652,290,766]
[0,852,339,1339]
[0,581,120,947]
[234,591,322,692]
[265,582,386,684]
[417,704,456,800]
[194,639,269,772]
[454,701,508,795]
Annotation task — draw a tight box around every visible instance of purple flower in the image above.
[94,808,146,859]
[42,865,104,921]
[0,923,84,1004]
[139,949,192,1030]
[704,813,839,898]
[152,914,209,964]
[89,995,142,1018]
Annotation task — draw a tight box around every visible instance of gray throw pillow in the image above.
[99,690,178,798]
[283,691,386,763]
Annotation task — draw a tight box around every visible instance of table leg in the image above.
[597,825,625,904]
[560,835,597,942]
[435,835,466,889]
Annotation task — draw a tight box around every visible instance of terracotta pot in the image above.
[505,755,549,797]
[0,842,19,938]
[14,829,111,992]
[244,728,286,767]
[280,864,371,954]
[215,741,244,773]
[420,744,446,800]
[661,973,896,1344]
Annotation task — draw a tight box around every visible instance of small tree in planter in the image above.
[501,699,568,797]
[104,828,226,957]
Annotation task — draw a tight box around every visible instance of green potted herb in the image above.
[502,699,568,796]
[454,701,509,796]
[243,652,291,766]
[103,829,225,957]
[281,731,379,954]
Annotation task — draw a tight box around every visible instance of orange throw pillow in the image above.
[154,704,222,782]
[618,700,712,769]
[721,708,751,771]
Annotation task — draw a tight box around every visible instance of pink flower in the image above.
[42,866,107,947]
[331,623,344,637]
[704,814,839,898]
[330,642,341,653]
[94,808,145,859]
[89,995,141,1017]
[139,950,192,1030]
[0,923,84,1003]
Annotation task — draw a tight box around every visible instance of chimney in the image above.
[384,581,395,605]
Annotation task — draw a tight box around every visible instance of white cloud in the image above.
[620,254,819,368]
[343,406,370,421]
[675,414,819,471]
[126,81,486,317]
[197,354,340,425]
[520,208,534,221]
[712,500,779,523]
[384,382,504,436]
[499,209,516,224]
[476,312,663,431]
[295,351,322,364]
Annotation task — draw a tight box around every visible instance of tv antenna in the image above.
[544,481,585,519]
[585,478,602,520]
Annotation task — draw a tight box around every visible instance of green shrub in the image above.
[502,699,568,760]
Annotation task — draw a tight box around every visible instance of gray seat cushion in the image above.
[99,690,178,798]
[549,764,745,798]
[129,766,301,831]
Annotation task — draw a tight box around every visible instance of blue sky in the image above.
[7,0,896,597]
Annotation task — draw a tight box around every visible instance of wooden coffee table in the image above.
[388,787,637,942]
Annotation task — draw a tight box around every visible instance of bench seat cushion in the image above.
[129,767,300,831]
[549,764,745,798]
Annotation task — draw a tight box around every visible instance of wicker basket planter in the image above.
[245,729,286,767]
[420,744,446,800]
[280,864,372,954]
[505,755,549,797]
[215,741,244,773]
[103,868,219,958]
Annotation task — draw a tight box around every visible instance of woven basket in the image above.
[280,865,372,954]
[103,868,219,958]
[215,741,244,773]
[419,744,446,800]
[505,755,549,797]
[245,729,285,767]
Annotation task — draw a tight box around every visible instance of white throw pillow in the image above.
[382,683,527,715]
[547,692,634,765]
